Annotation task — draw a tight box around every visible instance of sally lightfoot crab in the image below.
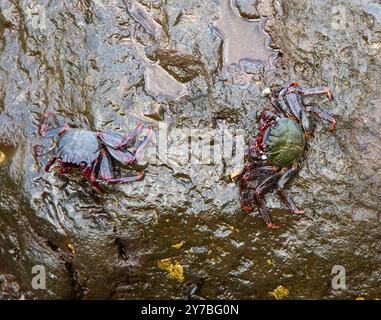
[34,112,153,193]
[232,82,336,229]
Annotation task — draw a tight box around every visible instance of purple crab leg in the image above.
[255,172,281,196]
[253,193,274,228]
[295,86,333,100]
[106,125,152,165]
[285,92,303,120]
[277,189,304,214]
[82,158,105,194]
[277,168,297,189]
[306,105,337,130]
[240,187,267,217]
[269,95,285,116]
[45,156,57,172]
[105,147,136,165]
[276,168,304,214]
[105,171,144,184]
[273,89,293,117]
[39,112,69,138]
[134,127,153,160]
[97,150,113,180]
[97,149,144,184]
[118,122,143,149]
[97,122,143,150]
[240,190,253,213]
[253,172,282,229]
[97,131,124,149]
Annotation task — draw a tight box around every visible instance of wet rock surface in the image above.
[0,0,380,299]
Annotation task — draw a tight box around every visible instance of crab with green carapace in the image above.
[232,82,336,229]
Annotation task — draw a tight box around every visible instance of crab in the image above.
[232,82,336,229]
[33,112,153,193]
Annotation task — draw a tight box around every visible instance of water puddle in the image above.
[124,0,188,100]
[125,0,163,37]
[133,41,188,100]
[213,0,274,68]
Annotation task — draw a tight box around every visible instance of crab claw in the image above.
[292,209,305,215]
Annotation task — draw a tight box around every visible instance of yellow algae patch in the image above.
[158,258,184,283]
[355,297,365,300]
[67,243,76,255]
[267,259,275,267]
[269,286,289,300]
[228,225,239,233]
[171,242,184,249]
[0,151,6,164]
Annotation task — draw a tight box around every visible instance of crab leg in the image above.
[306,105,337,130]
[45,156,57,172]
[253,172,281,229]
[269,95,286,116]
[277,189,304,214]
[231,160,267,181]
[134,127,153,160]
[240,190,254,213]
[277,168,297,188]
[276,168,304,214]
[39,112,69,138]
[97,131,124,149]
[118,122,144,149]
[285,92,303,120]
[296,86,333,100]
[97,150,144,184]
[273,92,293,117]
[84,158,105,194]
[105,147,136,165]
[98,151,113,180]
[254,194,275,229]
[255,172,281,195]
[97,122,144,150]
[105,172,144,184]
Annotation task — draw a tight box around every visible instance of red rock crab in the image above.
[34,113,152,193]
[232,82,336,229]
